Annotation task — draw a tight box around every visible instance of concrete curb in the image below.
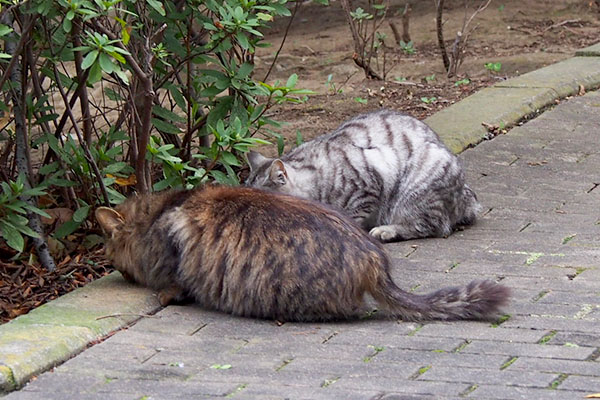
[425,52,600,154]
[0,273,160,393]
[1,43,600,394]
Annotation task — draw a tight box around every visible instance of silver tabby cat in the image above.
[246,109,481,242]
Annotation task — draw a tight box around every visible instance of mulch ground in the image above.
[0,247,112,323]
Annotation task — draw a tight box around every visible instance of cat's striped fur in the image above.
[96,185,509,322]
[246,109,481,242]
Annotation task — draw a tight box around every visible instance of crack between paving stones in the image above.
[188,323,208,336]
[459,383,478,397]
[585,348,600,361]
[586,183,599,193]
[519,222,532,232]
[321,331,338,344]
[140,349,161,364]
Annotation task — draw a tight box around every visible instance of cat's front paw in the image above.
[157,285,184,307]
[369,225,398,242]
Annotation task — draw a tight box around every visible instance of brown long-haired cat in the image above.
[96,185,509,322]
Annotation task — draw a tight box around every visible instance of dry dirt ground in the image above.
[253,0,600,152]
[1,0,599,323]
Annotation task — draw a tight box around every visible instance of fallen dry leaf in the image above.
[41,207,75,225]
[106,173,137,186]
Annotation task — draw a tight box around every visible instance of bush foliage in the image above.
[0,0,310,266]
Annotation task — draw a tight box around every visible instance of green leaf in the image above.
[220,151,241,167]
[54,219,82,239]
[168,86,187,111]
[21,186,47,197]
[286,73,298,88]
[113,68,129,85]
[39,162,59,175]
[73,205,91,223]
[295,130,304,146]
[237,62,254,79]
[152,105,186,123]
[0,24,14,37]
[88,61,103,85]
[146,0,166,16]
[104,87,123,101]
[15,223,39,238]
[153,176,178,192]
[152,118,181,134]
[63,17,72,33]
[22,204,51,219]
[81,50,99,70]
[209,170,234,185]
[122,26,131,46]
[276,134,284,156]
[98,52,115,74]
[103,162,129,174]
[0,220,24,252]
[236,31,250,50]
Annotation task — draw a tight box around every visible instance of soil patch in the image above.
[252,0,600,150]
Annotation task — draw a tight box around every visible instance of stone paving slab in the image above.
[2,51,600,398]
[576,42,600,56]
[0,274,161,392]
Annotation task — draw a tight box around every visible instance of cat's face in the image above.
[95,207,146,285]
[245,151,296,194]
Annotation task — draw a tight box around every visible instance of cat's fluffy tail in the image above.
[372,274,510,321]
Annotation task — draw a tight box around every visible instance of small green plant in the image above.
[425,74,436,82]
[399,40,415,55]
[409,365,431,379]
[325,74,342,94]
[350,7,373,20]
[395,76,407,82]
[491,314,511,328]
[562,234,576,244]
[485,62,502,73]
[0,176,50,252]
[295,131,304,147]
[420,97,437,104]
[354,97,368,104]
[548,373,568,390]
[498,4,505,11]
[168,362,185,368]
[500,356,518,370]
[321,377,340,388]
[210,364,232,370]
[363,345,385,362]
[454,78,470,86]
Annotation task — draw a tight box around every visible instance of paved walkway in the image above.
[4,91,600,399]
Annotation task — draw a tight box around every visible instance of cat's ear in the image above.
[247,151,271,171]
[268,159,288,185]
[95,207,125,235]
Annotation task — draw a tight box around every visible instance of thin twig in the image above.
[541,18,582,34]
[263,0,301,82]
[95,313,161,321]
[51,63,111,206]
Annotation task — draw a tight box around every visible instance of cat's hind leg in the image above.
[369,195,453,242]
[369,221,451,242]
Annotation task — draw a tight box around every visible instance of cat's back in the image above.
[284,109,444,163]
[183,185,377,241]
